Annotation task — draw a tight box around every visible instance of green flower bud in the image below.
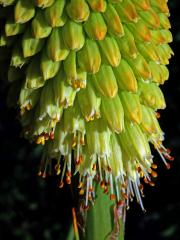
[31,10,52,39]
[5,18,25,37]
[139,7,160,29]
[140,105,163,140]
[98,36,121,67]
[113,59,137,92]
[127,54,151,81]
[11,43,29,68]
[34,0,55,8]
[0,0,16,6]
[46,28,69,62]
[66,0,90,23]
[86,0,107,12]
[45,0,66,27]
[103,4,124,37]
[62,20,85,51]
[116,25,138,59]
[52,70,77,108]
[77,39,101,74]
[101,95,124,133]
[25,56,44,89]
[138,81,166,110]
[119,91,142,124]
[84,12,107,40]
[78,80,101,121]
[116,0,138,23]
[40,49,60,80]
[22,29,45,57]
[14,0,35,24]
[92,65,118,98]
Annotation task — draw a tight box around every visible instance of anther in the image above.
[89,187,94,193]
[149,181,155,187]
[66,176,71,184]
[92,164,96,171]
[49,132,54,140]
[100,181,105,189]
[107,166,112,172]
[166,163,171,170]
[151,163,158,169]
[156,112,161,119]
[117,200,124,207]
[122,192,128,200]
[83,205,89,211]
[151,170,158,178]
[103,187,108,194]
[37,171,42,177]
[44,133,49,141]
[110,194,116,201]
[144,178,149,184]
[78,182,83,189]
[42,172,47,178]
[59,181,64,188]
[79,189,85,195]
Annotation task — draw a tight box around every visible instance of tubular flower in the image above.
[0,0,173,222]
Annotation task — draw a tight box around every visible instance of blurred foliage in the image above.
[0,1,180,240]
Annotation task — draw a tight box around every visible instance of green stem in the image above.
[85,184,125,240]
[67,185,125,240]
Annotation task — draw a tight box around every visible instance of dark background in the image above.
[0,2,180,240]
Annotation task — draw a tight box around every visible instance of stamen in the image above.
[59,158,67,187]
[110,174,115,200]
[128,179,135,198]
[156,147,169,166]
[85,176,90,208]
[151,163,158,169]
[133,181,146,212]
[115,178,120,202]
[97,156,103,181]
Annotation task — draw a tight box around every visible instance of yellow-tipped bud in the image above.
[66,0,90,22]
[113,59,137,93]
[98,36,121,67]
[77,39,101,74]
[78,80,101,121]
[34,0,55,8]
[22,29,45,57]
[84,12,107,40]
[127,54,151,81]
[14,0,35,24]
[116,26,138,59]
[45,0,66,27]
[120,91,142,124]
[40,50,60,80]
[101,95,124,133]
[116,0,138,23]
[86,0,107,12]
[138,81,166,110]
[31,10,52,39]
[46,28,69,62]
[103,4,124,37]
[62,20,85,51]
[92,65,118,98]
